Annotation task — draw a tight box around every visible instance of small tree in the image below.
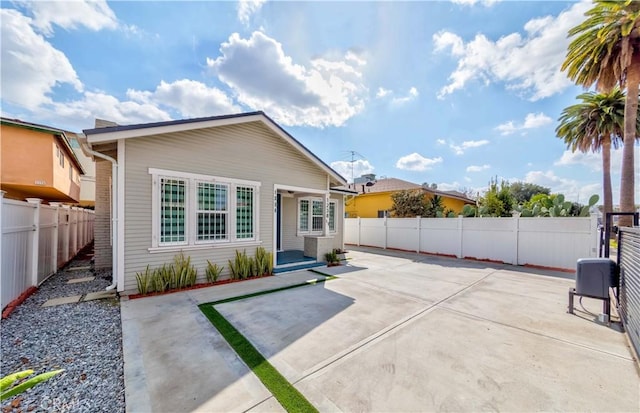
[479,179,514,217]
[424,194,444,218]
[509,182,550,205]
[391,190,426,217]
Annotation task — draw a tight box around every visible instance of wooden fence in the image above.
[1,193,94,309]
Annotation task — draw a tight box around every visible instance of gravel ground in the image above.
[1,246,125,412]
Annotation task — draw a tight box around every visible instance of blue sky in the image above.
[1,0,638,204]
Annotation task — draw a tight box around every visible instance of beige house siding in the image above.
[94,158,112,269]
[121,121,332,292]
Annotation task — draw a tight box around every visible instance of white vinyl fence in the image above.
[345,215,599,271]
[1,193,94,310]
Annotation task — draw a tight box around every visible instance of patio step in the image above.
[273,261,325,274]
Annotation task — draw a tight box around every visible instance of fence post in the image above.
[50,202,61,271]
[357,217,361,246]
[383,216,388,250]
[0,191,4,287]
[590,213,599,258]
[512,212,520,265]
[416,216,421,253]
[25,198,41,287]
[457,215,463,258]
[62,205,71,263]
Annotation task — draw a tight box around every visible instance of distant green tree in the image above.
[391,190,426,217]
[509,182,550,205]
[479,178,514,217]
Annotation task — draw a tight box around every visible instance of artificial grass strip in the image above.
[199,305,318,413]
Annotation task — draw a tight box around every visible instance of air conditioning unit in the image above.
[568,258,618,323]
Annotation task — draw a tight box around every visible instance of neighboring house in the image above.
[0,118,85,203]
[67,133,96,208]
[81,111,350,293]
[345,176,475,218]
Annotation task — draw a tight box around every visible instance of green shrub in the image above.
[254,247,273,276]
[174,252,197,288]
[135,265,153,295]
[205,260,223,283]
[229,250,252,280]
[324,250,338,264]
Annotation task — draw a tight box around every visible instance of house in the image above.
[81,111,351,293]
[345,176,475,218]
[67,133,96,207]
[0,118,85,203]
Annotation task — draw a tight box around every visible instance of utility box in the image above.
[575,258,618,299]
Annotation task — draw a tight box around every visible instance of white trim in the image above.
[148,168,261,188]
[276,184,326,195]
[148,240,262,254]
[117,139,125,292]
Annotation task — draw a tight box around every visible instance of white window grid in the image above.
[150,169,259,249]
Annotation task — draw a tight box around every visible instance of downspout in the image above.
[80,139,118,291]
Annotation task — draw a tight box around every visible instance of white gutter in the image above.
[79,138,118,291]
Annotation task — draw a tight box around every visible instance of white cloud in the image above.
[0,9,83,110]
[436,139,447,145]
[396,153,443,171]
[376,87,391,98]
[16,0,119,35]
[449,139,490,155]
[554,148,627,174]
[450,0,501,6]
[466,164,491,172]
[330,159,374,182]
[207,31,367,128]
[433,1,591,100]
[127,79,240,118]
[50,91,172,126]
[496,112,553,135]
[391,87,419,105]
[237,0,266,26]
[524,170,601,203]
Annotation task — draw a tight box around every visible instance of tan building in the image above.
[81,111,350,293]
[0,118,85,203]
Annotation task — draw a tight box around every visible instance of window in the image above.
[299,200,309,232]
[59,152,65,168]
[298,197,337,234]
[377,210,389,218]
[69,166,73,180]
[197,182,227,241]
[236,186,254,239]
[151,169,259,249]
[160,178,186,244]
[312,200,324,232]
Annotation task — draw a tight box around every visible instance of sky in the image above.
[1,0,638,204]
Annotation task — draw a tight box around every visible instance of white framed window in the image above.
[150,168,260,249]
[297,197,337,235]
[59,152,65,168]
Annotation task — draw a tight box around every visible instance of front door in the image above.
[276,193,282,251]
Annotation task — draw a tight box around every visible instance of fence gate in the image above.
[618,227,640,357]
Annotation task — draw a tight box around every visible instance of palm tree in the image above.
[556,89,626,218]
[562,0,640,226]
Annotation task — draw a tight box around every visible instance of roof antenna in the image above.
[343,150,365,183]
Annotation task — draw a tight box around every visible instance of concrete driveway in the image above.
[121,247,639,412]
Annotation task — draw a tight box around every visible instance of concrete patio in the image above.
[121,247,639,412]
